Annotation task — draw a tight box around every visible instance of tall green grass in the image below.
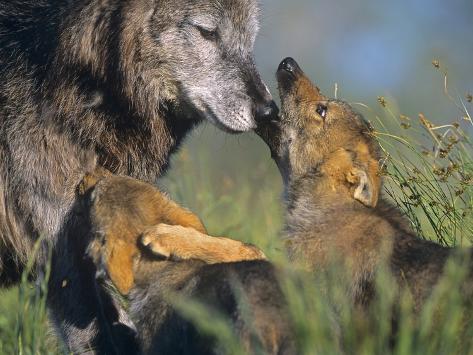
[0,241,61,354]
[363,61,473,246]
[1,62,472,354]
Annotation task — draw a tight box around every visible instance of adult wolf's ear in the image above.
[346,159,381,208]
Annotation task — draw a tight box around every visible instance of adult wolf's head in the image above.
[115,0,277,133]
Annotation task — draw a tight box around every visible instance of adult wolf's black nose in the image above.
[255,100,279,122]
[278,57,299,74]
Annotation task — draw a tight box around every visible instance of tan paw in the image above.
[140,224,188,259]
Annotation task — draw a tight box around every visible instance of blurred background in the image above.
[161,0,473,249]
[257,0,473,110]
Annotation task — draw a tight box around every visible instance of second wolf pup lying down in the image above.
[258,57,473,309]
[80,171,294,354]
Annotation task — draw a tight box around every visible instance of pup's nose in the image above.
[256,100,279,122]
[278,57,300,75]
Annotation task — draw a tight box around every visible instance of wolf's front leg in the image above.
[140,224,266,264]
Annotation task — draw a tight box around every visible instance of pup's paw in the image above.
[240,243,267,261]
[140,224,192,260]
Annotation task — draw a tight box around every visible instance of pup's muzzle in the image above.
[278,57,301,76]
[277,57,303,90]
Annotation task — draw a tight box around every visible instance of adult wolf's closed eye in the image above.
[152,0,278,133]
[196,26,218,41]
[0,0,275,353]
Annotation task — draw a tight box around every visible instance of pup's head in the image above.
[259,58,382,208]
[125,0,277,133]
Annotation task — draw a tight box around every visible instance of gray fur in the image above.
[0,0,272,353]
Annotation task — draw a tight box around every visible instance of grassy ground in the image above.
[1,63,472,354]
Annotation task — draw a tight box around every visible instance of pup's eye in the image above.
[316,104,328,119]
[196,26,218,41]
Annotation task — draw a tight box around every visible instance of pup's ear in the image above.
[346,160,380,208]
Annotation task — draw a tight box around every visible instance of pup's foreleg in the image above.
[140,224,266,264]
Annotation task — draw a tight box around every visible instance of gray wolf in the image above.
[0,0,276,352]
[257,57,473,311]
[82,171,295,354]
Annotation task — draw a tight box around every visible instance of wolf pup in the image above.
[79,169,266,295]
[258,57,473,310]
[81,172,295,355]
[0,0,276,352]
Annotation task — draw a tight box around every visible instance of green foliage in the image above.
[364,62,473,246]
[0,241,61,354]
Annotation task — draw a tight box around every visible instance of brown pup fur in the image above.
[258,58,473,310]
[80,170,266,295]
[81,171,295,354]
